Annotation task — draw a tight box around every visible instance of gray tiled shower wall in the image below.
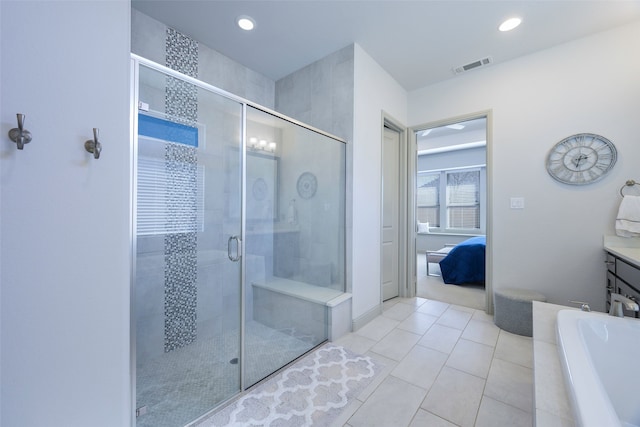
[132,8,354,365]
[132,7,355,291]
[132,9,275,109]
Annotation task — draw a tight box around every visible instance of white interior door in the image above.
[382,127,400,300]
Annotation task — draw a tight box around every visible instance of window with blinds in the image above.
[416,167,483,232]
[417,172,440,227]
[137,154,205,236]
[137,114,204,236]
[446,170,480,230]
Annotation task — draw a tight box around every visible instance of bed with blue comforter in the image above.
[439,236,486,285]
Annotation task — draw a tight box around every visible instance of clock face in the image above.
[252,178,268,200]
[546,133,617,185]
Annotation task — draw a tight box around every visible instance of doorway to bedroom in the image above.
[414,115,488,311]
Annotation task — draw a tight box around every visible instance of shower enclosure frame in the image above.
[129,53,348,426]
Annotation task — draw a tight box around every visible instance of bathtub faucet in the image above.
[609,293,639,317]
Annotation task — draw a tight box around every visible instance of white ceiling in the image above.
[132,0,640,91]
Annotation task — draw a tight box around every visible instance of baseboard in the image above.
[351,303,383,332]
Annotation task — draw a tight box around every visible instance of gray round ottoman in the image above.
[494,288,546,337]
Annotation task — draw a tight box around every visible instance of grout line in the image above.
[371,298,534,427]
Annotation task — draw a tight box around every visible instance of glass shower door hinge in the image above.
[136,406,148,417]
[138,101,149,112]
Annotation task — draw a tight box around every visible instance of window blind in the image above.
[137,156,204,236]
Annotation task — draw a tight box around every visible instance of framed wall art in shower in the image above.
[225,147,280,222]
[297,171,317,199]
[247,152,280,220]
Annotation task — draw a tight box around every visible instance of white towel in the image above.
[615,195,640,237]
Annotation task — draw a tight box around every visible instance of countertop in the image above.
[532,301,575,427]
[604,235,640,266]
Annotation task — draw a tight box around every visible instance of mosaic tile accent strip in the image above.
[163,27,200,353]
[165,143,199,231]
[164,234,198,353]
[165,27,198,125]
[166,77,198,126]
[198,344,384,427]
[166,27,198,77]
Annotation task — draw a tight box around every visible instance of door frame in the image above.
[408,110,494,314]
[380,113,410,302]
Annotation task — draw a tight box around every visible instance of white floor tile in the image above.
[397,296,428,308]
[409,409,457,427]
[461,319,500,347]
[445,339,494,379]
[449,304,476,314]
[484,358,533,413]
[383,298,400,310]
[471,309,494,323]
[334,332,377,355]
[421,366,485,427]
[397,312,438,335]
[329,398,361,427]
[436,307,473,330]
[337,294,535,427]
[417,299,450,317]
[348,376,426,427]
[355,315,399,342]
[475,396,532,427]
[494,330,533,368]
[417,324,461,354]
[358,352,397,402]
[370,329,421,361]
[382,301,418,321]
[391,345,448,390]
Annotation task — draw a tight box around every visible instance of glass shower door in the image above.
[243,106,346,387]
[134,63,243,427]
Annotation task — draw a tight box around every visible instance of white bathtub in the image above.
[556,310,640,427]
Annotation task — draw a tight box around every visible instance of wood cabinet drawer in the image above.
[616,258,640,289]
[605,252,616,274]
[606,271,615,311]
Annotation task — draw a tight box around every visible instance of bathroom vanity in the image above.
[604,236,640,317]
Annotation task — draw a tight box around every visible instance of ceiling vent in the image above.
[453,56,493,75]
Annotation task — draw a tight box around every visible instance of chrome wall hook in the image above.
[8,113,32,150]
[84,128,102,159]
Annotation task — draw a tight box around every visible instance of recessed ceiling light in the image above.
[237,15,255,31]
[499,17,522,32]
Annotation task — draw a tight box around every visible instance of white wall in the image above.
[409,21,640,311]
[352,44,408,321]
[132,9,276,109]
[1,1,131,426]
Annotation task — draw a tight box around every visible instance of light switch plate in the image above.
[510,197,525,209]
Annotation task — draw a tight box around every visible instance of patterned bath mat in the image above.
[197,344,384,427]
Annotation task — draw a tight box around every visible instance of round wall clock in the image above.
[296,172,317,199]
[252,178,268,200]
[545,133,617,185]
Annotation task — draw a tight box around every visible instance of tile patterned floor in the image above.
[332,297,534,427]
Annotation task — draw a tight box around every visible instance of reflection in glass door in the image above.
[243,106,346,388]
[134,63,243,427]
[132,56,347,426]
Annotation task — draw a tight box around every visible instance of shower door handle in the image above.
[228,235,241,262]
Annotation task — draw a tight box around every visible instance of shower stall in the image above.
[131,56,347,426]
